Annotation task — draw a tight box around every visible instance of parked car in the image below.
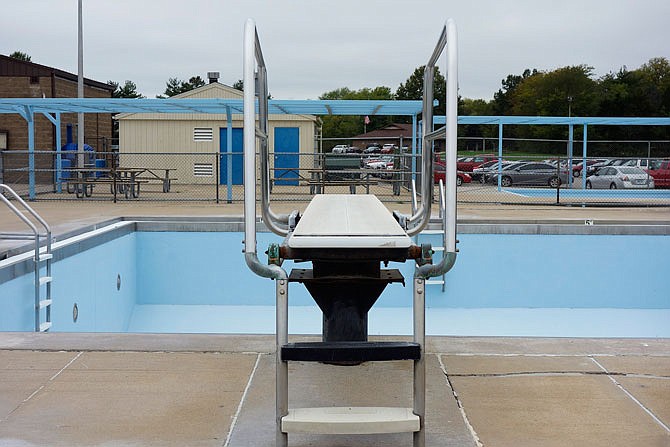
[586,159,614,175]
[586,166,655,189]
[364,155,392,168]
[471,160,512,183]
[434,162,472,186]
[646,159,670,188]
[487,162,568,187]
[331,144,349,154]
[621,158,653,170]
[572,159,607,177]
[380,144,397,154]
[363,144,382,154]
[456,154,498,172]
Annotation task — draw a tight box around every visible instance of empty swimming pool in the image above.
[1,219,668,337]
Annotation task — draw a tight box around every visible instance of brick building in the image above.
[352,122,443,151]
[0,54,114,184]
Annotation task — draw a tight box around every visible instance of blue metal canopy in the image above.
[433,115,670,126]
[0,98,425,117]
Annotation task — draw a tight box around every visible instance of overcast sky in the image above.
[2,0,669,101]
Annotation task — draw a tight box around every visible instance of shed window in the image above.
[193,127,213,141]
[0,131,7,150]
[193,163,213,177]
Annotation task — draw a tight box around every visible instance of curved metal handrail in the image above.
[243,19,288,280]
[415,18,458,278]
[404,24,447,237]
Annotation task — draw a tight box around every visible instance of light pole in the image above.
[567,95,573,118]
[77,0,84,172]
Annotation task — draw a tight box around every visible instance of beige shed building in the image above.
[116,81,318,185]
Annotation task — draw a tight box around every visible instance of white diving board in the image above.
[286,194,412,249]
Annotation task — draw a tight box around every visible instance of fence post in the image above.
[216,152,220,204]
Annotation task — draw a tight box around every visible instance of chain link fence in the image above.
[1,139,669,207]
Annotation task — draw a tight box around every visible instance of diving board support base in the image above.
[281,407,420,434]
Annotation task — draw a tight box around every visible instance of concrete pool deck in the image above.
[0,333,669,447]
[1,201,669,446]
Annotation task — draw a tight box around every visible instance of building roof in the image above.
[0,54,114,92]
[352,123,414,139]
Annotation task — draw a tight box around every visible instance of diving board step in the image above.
[38,276,52,286]
[282,407,420,434]
[39,299,52,309]
[36,253,53,261]
[39,322,52,332]
[281,341,420,363]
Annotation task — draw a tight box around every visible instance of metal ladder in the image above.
[0,184,53,331]
[413,180,448,291]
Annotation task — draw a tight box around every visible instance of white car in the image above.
[586,166,654,189]
[363,155,395,178]
[331,145,349,154]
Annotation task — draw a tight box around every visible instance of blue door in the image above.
[220,128,243,185]
[274,127,299,186]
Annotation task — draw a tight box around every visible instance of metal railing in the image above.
[0,184,53,331]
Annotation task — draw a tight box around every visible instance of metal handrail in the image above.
[415,18,458,278]
[438,179,446,220]
[244,22,291,237]
[0,184,52,331]
[242,19,288,281]
[411,179,418,215]
[404,24,447,237]
[0,184,51,254]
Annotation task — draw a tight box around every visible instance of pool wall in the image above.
[1,229,137,332]
[134,231,669,309]
[1,220,668,333]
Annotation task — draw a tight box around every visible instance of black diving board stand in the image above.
[281,341,421,363]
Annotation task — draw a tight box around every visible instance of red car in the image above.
[456,155,498,172]
[572,159,606,177]
[646,159,670,188]
[434,162,471,186]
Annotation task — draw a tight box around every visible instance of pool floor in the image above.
[126,305,670,338]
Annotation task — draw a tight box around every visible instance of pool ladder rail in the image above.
[414,180,448,292]
[0,184,54,332]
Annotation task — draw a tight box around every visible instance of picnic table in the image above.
[63,167,176,199]
[308,169,373,194]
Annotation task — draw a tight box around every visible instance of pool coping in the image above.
[3,214,669,259]
[1,332,669,356]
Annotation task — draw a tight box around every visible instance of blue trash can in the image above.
[95,158,106,178]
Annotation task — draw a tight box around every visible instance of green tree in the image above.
[158,76,206,98]
[459,98,497,150]
[492,69,538,115]
[319,86,394,140]
[507,65,600,144]
[9,51,31,62]
[232,79,244,91]
[396,65,447,117]
[597,58,670,141]
[634,57,670,116]
[107,80,145,98]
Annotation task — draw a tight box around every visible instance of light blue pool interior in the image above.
[1,223,669,337]
[505,187,670,199]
